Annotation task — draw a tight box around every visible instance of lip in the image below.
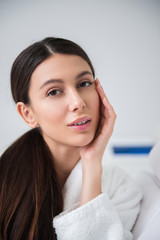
[69,121,91,131]
[68,116,91,126]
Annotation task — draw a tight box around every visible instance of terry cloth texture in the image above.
[53,161,142,240]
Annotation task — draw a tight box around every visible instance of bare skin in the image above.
[17,54,116,207]
[79,79,117,206]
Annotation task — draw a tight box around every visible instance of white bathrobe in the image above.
[53,160,142,240]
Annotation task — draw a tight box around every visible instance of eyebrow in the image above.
[76,71,93,79]
[39,70,93,90]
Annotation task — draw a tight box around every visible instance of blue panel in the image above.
[112,145,153,155]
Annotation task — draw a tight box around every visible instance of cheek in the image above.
[94,91,100,108]
[85,89,100,122]
[94,93,100,124]
[89,89,100,112]
[34,100,66,125]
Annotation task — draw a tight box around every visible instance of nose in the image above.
[67,89,86,112]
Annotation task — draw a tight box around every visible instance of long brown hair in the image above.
[0,37,95,239]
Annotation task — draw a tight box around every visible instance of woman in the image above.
[0,37,142,240]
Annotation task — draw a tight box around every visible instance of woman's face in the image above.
[28,54,100,148]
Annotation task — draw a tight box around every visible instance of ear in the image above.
[17,102,38,128]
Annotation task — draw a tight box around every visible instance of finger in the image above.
[95,79,115,114]
[98,94,116,122]
[95,79,117,134]
[100,101,117,137]
[103,98,116,117]
[96,80,110,105]
[94,78,100,88]
[100,115,116,143]
[104,98,117,119]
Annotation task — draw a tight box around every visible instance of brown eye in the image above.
[78,81,93,88]
[47,89,61,97]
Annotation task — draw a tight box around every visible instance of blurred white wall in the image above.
[0,0,160,156]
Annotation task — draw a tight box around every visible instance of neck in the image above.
[55,148,80,187]
[44,137,80,186]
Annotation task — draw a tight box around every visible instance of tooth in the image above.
[73,120,87,126]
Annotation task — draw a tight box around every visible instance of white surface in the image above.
[103,147,152,175]
[108,155,151,174]
[103,140,154,175]
[132,140,160,240]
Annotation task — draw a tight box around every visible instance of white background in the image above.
[0,0,160,172]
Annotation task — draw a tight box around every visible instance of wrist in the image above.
[80,164,102,206]
[81,160,102,185]
[82,164,102,178]
[80,177,102,206]
[81,157,103,170]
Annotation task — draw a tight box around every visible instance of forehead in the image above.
[31,54,92,83]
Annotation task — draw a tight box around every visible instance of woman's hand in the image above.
[79,78,117,165]
[79,79,117,206]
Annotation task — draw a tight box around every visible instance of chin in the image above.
[75,133,95,147]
